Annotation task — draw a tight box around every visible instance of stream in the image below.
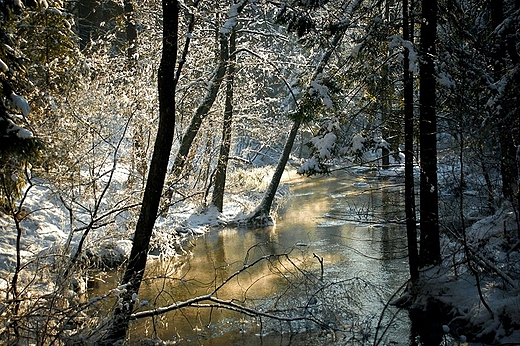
[91,169,448,345]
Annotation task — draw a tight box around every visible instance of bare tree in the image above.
[100,0,179,342]
[211,28,237,212]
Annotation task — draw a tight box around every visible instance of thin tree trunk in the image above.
[247,32,344,222]
[212,29,236,212]
[169,37,228,179]
[491,0,519,204]
[418,0,440,267]
[403,0,419,280]
[100,0,179,343]
[248,119,302,222]
[169,1,248,181]
[124,0,137,63]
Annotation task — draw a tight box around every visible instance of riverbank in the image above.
[398,206,520,345]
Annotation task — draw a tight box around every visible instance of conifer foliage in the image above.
[0,0,42,208]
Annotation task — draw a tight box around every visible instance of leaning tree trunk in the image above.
[403,0,419,280]
[211,29,236,212]
[247,31,344,223]
[418,0,440,267]
[99,1,179,343]
[248,119,302,223]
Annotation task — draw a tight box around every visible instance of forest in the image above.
[0,0,519,345]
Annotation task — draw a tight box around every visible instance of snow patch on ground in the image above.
[412,207,520,344]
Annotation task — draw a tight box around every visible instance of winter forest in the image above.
[1,0,519,345]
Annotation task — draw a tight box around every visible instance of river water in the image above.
[92,169,442,345]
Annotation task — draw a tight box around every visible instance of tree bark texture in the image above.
[419,0,440,266]
[100,1,179,343]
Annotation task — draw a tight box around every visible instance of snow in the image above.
[407,206,520,344]
[388,35,418,73]
[10,92,31,117]
[350,43,363,57]
[16,127,34,139]
[0,58,8,72]
[351,133,365,152]
[311,132,336,159]
[5,118,34,138]
[0,184,68,273]
[220,1,246,35]
[309,74,334,108]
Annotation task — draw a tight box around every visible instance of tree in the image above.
[211,28,236,212]
[490,0,519,211]
[0,1,43,209]
[162,1,249,212]
[124,0,137,63]
[418,0,440,267]
[248,31,344,222]
[100,0,179,342]
[403,0,418,280]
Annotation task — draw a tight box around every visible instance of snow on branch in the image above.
[10,92,31,118]
[309,73,333,108]
[0,58,8,72]
[220,0,249,35]
[388,35,418,74]
[4,117,34,139]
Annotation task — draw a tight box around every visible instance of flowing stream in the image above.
[91,169,443,345]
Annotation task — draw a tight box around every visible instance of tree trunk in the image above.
[248,119,302,223]
[124,0,137,63]
[100,0,179,343]
[247,32,344,223]
[169,34,228,179]
[491,0,519,205]
[418,0,440,267]
[211,29,236,212]
[403,0,419,280]
[169,2,248,181]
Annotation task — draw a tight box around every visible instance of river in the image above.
[91,169,446,345]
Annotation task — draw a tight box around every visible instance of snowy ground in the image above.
[412,206,520,345]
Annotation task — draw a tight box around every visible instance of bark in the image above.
[248,119,302,222]
[211,29,236,212]
[99,0,179,343]
[418,0,440,266]
[169,35,228,179]
[403,0,419,281]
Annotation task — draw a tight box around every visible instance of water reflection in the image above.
[91,171,425,345]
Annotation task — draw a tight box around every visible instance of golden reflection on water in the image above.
[92,171,410,345]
